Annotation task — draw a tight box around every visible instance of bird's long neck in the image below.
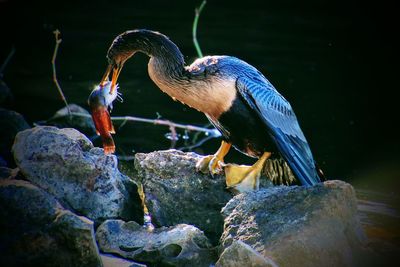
[113,30,186,90]
[111,30,236,118]
[138,32,186,79]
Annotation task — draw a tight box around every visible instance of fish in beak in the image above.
[100,63,123,94]
[89,65,122,154]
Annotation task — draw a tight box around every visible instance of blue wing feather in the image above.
[236,76,321,186]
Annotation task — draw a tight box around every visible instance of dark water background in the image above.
[1,0,399,258]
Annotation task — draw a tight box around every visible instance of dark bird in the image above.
[98,29,323,191]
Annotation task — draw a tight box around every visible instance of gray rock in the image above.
[134,149,233,244]
[0,108,30,166]
[0,179,102,267]
[12,126,142,225]
[216,240,278,267]
[220,180,368,267]
[36,104,97,136]
[101,253,147,267]
[96,219,217,267]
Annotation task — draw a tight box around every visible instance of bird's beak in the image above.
[99,64,122,95]
[110,64,123,94]
[100,64,112,86]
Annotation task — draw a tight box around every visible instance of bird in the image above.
[99,29,323,192]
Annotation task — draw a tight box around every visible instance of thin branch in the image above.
[70,112,222,137]
[192,0,207,58]
[178,135,215,151]
[51,29,71,116]
[0,47,15,78]
[169,125,177,149]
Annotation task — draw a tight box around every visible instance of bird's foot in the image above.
[224,164,261,193]
[224,152,271,193]
[196,141,231,176]
[195,154,224,176]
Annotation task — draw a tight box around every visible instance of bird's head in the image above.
[99,29,183,94]
[99,31,141,92]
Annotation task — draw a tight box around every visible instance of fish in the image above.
[88,81,122,154]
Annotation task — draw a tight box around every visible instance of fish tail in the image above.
[101,134,116,154]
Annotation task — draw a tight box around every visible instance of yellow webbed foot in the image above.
[196,154,224,175]
[196,141,231,176]
[225,152,271,193]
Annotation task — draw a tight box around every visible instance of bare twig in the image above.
[110,115,221,137]
[0,47,15,78]
[169,125,178,148]
[192,0,207,58]
[70,112,221,137]
[51,29,71,116]
[178,135,215,151]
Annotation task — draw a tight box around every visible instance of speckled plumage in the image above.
[106,29,322,186]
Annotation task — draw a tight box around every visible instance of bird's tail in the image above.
[272,132,321,186]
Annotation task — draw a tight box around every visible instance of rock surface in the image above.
[36,104,97,137]
[216,240,278,267]
[101,253,147,267]
[12,126,142,225]
[0,179,102,267]
[134,149,233,244]
[0,108,30,166]
[220,180,368,267]
[96,219,217,267]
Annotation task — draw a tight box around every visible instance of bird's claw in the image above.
[196,155,224,176]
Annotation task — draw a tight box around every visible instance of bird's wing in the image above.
[236,76,321,186]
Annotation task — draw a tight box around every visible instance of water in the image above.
[1,0,399,260]
[357,189,400,265]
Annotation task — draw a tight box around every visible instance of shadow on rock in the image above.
[134,150,233,244]
[12,126,142,225]
[0,179,102,267]
[35,104,97,137]
[0,108,30,167]
[96,219,217,267]
[219,180,371,267]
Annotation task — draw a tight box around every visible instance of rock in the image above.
[134,149,233,244]
[216,240,278,267]
[220,180,368,267]
[96,219,217,267]
[12,126,142,225]
[101,254,147,267]
[0,179,102,267]
[0,108,30,167]
[36,104,97,137]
